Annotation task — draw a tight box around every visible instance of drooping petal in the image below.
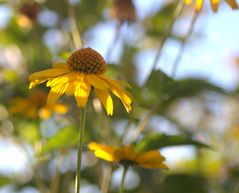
[136,151,165,164]
[47,83,67,106]
[52,63,68,68]
[184,0,193,4]
[225,0,238,9]
[103,78,132,113]
[210,0,220,11]
[95,89,113,115]
[94,149,116,162]
[115,146,136,161]
[74,74,91,107]
[195,0,204,11]
[86,74,109,90]
[140,162,169,170]
[88,142,117,162]
[29,67,71,88]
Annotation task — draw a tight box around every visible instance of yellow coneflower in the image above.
[8,90,68,120]
[110,0,136,22]
[184,0,238,12]
[28,48,132,115]
[88,142,169,170]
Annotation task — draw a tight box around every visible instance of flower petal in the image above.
[103,78,132,113]
[140,162,169,170]
[136,151,165,164]
[225,0,238,9]
[88,142,117,162]
[95,89,113,115]
[195,0,204,11]
[210,0,220,12]
[29,67,71,88]
[74,74,91,107]
[47,83,67,106]
[85,74,109,90]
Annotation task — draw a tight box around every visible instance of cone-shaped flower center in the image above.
[67,48,107,74]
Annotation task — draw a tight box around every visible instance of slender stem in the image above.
[119,166,128,193]
[105,21,123,62]
[130,101,161,144]
[65,0,83,49]
[149,0,185,75]
[171,12,199,78]
[101,163,113,193]
[75,108,86,193]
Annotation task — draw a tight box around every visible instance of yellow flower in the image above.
[88,142,169,170]
[28,48,132,116]
[8,90,68,120]
[184,0,238,12]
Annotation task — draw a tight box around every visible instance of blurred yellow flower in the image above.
[184,0,238,12]
[8,90,68,120]
[88,142,169,170]
[28,48,132,115]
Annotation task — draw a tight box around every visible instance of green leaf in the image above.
[165,78,225,102]
[143,70,225,109]
[136,133,210,152]
[157,174,209,193]
[0,176,11,187]
[41,125,78,154]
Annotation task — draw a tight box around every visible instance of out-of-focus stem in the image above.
[75,108,86,193]
[101,164,113,193]
[65,0,83,49]
[149,0,185,75]
[119,166,128,193]
[171,11,199,78]
[105,21,123,62]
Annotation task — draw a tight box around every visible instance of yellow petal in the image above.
[88,142,117,162]
[195,0,204,11]
[95,89,113,115]
[104,78,132,113]
[210,0,220,12]
[140,162,169,170]
[38,107,52,120]
[115,146,136,161]
[53,103,68,114]
[184,0,193,4]
[85,74,109,90]
[52,63,68,68]
[225,0,239,9]
[29,67,71,88]
[136,151,165,164]
[74,74,91,107]
[94,149,116,162]
[47,83,67,106]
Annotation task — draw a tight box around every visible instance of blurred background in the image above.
[0,0,239,193]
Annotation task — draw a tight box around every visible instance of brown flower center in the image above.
[67,48,107,74]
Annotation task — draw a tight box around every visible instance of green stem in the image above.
[149,0,185,75]
[171,12,199,78]
[119,166,128,193]
[75,108,86,193]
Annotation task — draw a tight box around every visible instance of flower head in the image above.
[110,0,136,22]
[185,0,238,12]
[28,48,132,115]
[8,90,68,120]
[88,142,169,170]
